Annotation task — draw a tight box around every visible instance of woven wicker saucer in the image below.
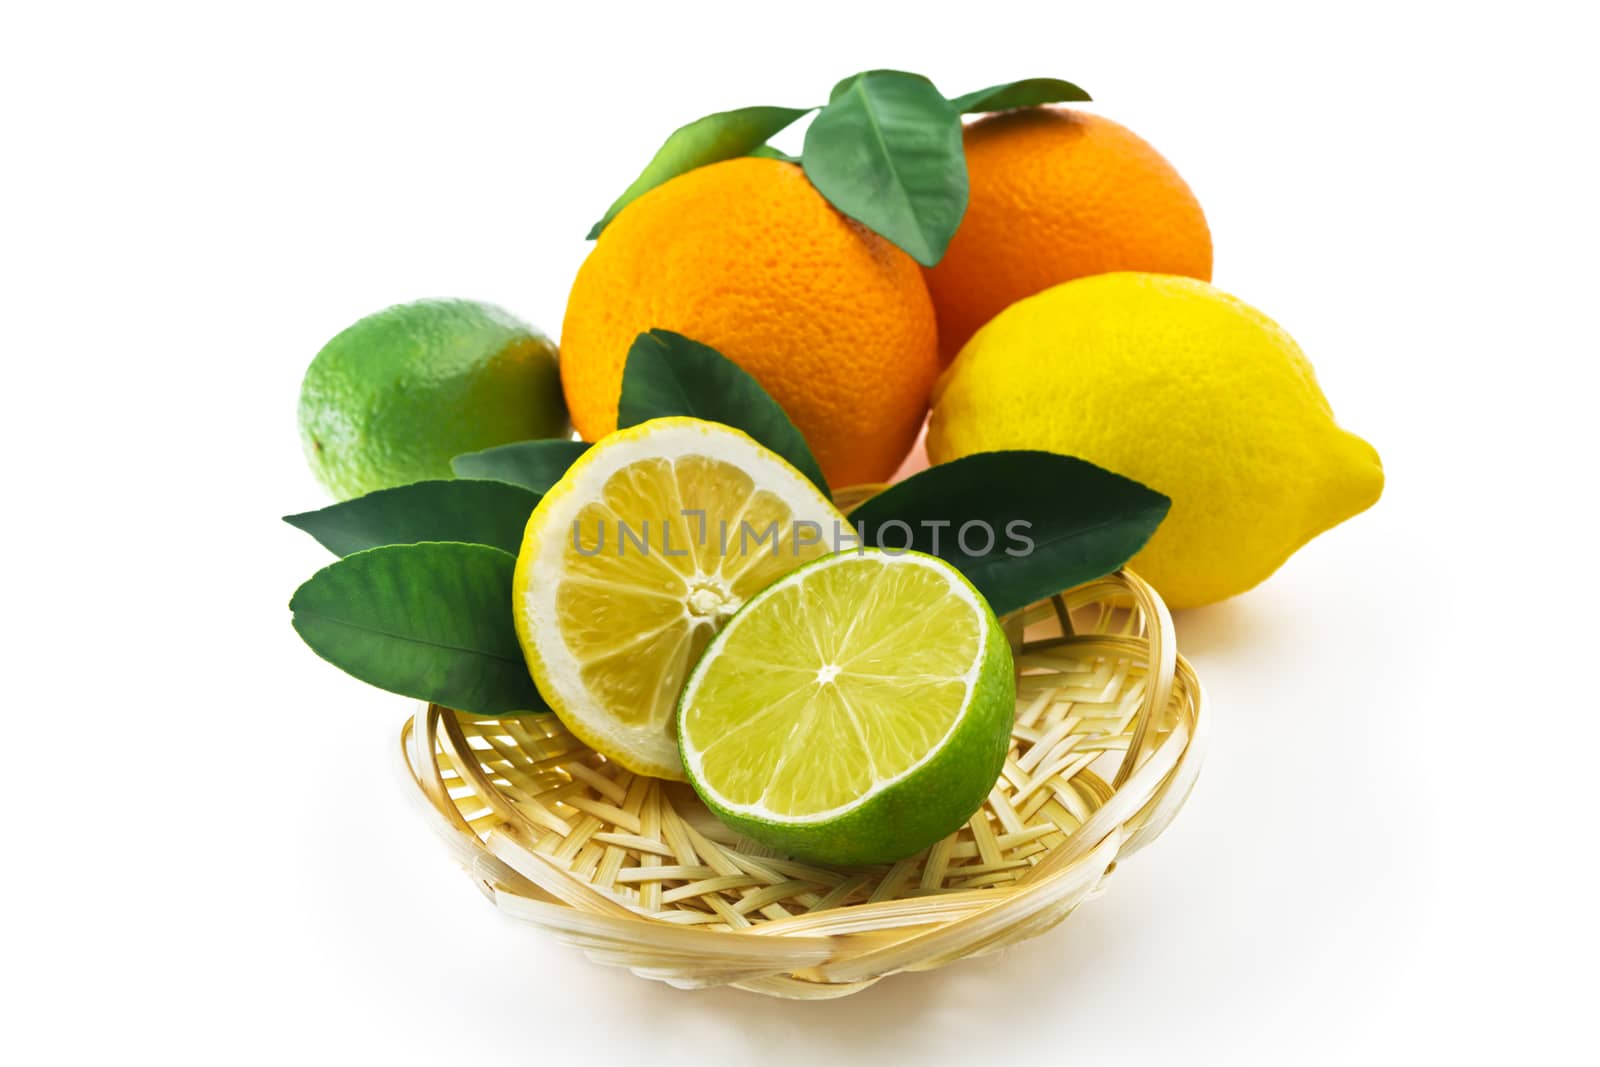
[402,567,1206,998]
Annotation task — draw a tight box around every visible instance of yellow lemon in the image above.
[927,273,1382,609]
[513,417,847,778]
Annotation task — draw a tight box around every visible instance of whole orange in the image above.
[924,108,1213,362]
[561,157,939,487]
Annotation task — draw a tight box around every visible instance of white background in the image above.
[5,2,1596,1063]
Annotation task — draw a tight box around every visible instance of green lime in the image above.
[298,298,567,500]
[677,549,1015,866]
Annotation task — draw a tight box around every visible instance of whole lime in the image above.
[298,299,567,499]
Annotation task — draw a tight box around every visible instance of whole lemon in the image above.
[561,157,939,488]
[298,299,567,500]
[924,108,1213,363]
[927,273,1382,609]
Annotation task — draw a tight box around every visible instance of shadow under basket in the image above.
[402,567,1207,999]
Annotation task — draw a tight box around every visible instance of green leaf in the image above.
[452,439,590,494]
[949,77,1092,114]
[749,144,798,163]
[825,68,901,101]
[849,451,1170,616]
[617,329,829,495]
[587,105,813,239]
[802,69,967,266]
[284,479,538,557]
[289,542,547,716]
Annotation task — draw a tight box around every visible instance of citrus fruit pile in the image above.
[288,68,1382,867]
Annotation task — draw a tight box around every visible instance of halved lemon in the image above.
[513,417,848,778]
[678,549,1015,866]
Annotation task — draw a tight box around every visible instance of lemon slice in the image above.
[513,417,847,778]
[677,549,1015,866]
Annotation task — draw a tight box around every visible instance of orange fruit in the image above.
[924,108,1213,362]
[561,157,939,487]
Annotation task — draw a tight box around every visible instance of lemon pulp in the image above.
[514,418,846,778]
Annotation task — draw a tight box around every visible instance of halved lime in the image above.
[677,549,1015,866]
